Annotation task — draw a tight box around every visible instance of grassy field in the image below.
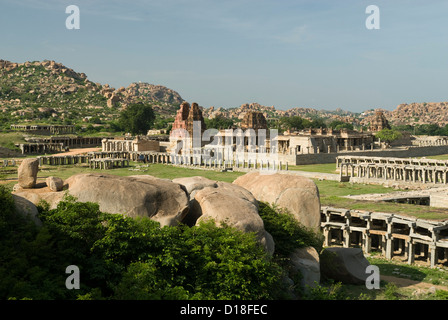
[427,154,448,160]
[3,158,448,220]
[289,163,338,174]
[1,162,245,185]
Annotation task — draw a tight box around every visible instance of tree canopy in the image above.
[375,128,403,143]
[118,103,155,135]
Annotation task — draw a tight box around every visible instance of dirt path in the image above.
[52,147,101,156]
[381,275,448,291]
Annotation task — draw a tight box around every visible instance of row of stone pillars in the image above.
[18,143,65,155]
[37,155,90,165]
[321,207,448,268]
[170,155,288,171]
[340,162,448,185]
[89,158,130,169]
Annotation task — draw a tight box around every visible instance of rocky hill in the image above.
[202,102,362,126]
[0,59,184,124]
[1,59,447,129]
[359,102,448,128]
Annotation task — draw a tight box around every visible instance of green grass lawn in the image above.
[313,179,448,220]
[427,154,448,161]
[288,163,338,174]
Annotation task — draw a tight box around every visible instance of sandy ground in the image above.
[50,147,101,156]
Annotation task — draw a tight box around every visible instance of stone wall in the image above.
[294,145,448,165]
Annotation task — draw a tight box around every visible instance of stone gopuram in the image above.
[241,111,268,131]
[170,102,206,153]
[369,111,391,132]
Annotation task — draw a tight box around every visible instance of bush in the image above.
[1,194,285,300]
[258,202,323,258]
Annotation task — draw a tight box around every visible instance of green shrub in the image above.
[303,281,346,300]
[258,201,323,257]
[1,195,285,300]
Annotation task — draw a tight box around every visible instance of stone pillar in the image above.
[323,227,331,247]
[342,226,350,248]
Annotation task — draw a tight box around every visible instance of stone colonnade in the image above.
[37,155,90,165]
[337,156,448,185]
[416,138,448,147]
[33,150,289,171]
[169,154,288,171]
[10,124,75,134]
[18,143,64,155]
[321,207,448,268]
[102,139,134,152]
[337,155,448,168]
[89,158,130,170]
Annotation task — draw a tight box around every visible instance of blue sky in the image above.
[1,0,448,112]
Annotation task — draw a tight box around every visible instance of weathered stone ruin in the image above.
[321,206,448,268]
[337,155,448,187]
[240,111,268,131]
[369,110,391,132]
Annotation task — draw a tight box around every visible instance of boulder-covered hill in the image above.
[0,59,184,122]
[360,102,448,128]
[202,102,362,125]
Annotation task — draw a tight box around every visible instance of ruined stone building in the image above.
[278,128,375,155]
[369,111,391,132]
[240,111,268,131]
[102,136,160,152]
[169,102,206,153]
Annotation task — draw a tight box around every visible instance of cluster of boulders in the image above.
[11,158,371,293]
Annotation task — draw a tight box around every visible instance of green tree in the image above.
[329,120,353,130]
[309,118,327,129]
[375,128,403,143]
[280,116,306,131]
[204,115,234,130]
[118,103,155,135]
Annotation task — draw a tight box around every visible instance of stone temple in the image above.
[369,111,391,132]
[241,111,268,131]
[169,102,206,153]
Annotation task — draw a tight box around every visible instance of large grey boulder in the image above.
[17,158,39,188]
[233,172,321,230]
[320,247,370,285]
[174,176,275,254]
[64,173,190,226]
[46,176,64,192]
[172,176,218,199]
[289,246,320,291]
[12,194,42,226]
